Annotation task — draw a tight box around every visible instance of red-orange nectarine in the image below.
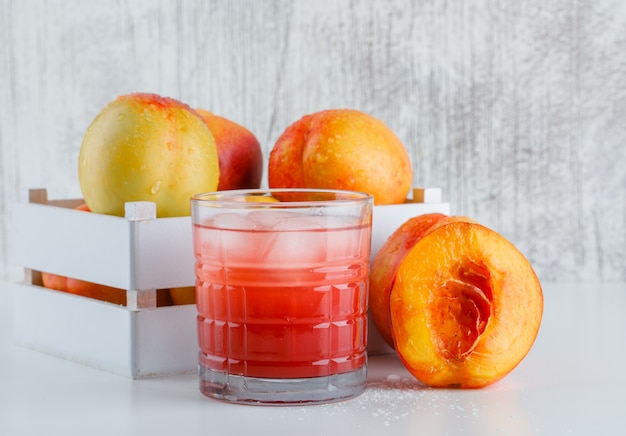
[196,110,263,191]
[268,109,413,205]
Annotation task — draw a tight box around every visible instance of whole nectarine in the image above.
[267,113,314,189]
[168,286,196,305]
[268,109,413,205]
[78,93,219,217]
[41,271,67,292]
[66,277,126,306]
[195,110,263,191]
[42,272,127,306]
[388,220,543,388]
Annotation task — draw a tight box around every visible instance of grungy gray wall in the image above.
[1,0,625,283]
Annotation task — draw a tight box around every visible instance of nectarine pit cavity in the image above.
[433,260,493,361]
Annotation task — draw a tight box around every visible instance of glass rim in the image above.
[191,188,373,208]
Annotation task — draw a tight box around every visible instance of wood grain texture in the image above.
[1,0,625,283]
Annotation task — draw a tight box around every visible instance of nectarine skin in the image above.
[390,221,543,388]
[41,272,67,292]
[66,278,126,306]
[196,110,263,191]
[168,286,196,305]
[268,109,413,205]
[268,113,314,188]
[78,93,219,217]
[41,272,127,306]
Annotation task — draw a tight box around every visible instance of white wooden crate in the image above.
[9,188,450,378]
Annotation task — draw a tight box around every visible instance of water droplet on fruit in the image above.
[150,181,162,195]
[315,153,328,163]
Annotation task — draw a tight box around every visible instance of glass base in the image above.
[199,364,367,406]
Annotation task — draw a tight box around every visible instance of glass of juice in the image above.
[191,189,373,405]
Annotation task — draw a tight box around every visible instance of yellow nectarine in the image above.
[78,93,219,217]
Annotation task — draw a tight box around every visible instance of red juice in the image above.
[194,211,369,379]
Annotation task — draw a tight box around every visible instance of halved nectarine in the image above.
[389,220,543,388]
[369,213,448,347]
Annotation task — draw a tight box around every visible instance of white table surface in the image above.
[1,282,624,436]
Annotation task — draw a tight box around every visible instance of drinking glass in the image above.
[191,189,373,405]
